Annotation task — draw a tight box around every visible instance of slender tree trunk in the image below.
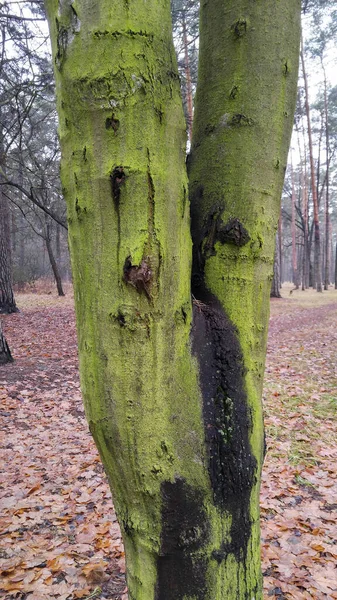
[302,167,309,289]
[278,212,283,286]
[45,0,300,598]
[182,12,193,144]
[0,134,18,313]
[0,321,13,364]
[271,232,281,298]
[56,223,61,259]
[301,34,322,292]
[45,224,65,296]
[335,243,337,290]
[323,64,330,290]
[291,155,298,288]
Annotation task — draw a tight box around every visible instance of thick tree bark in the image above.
[301,36,322,292]
[0,321,13,365]
[45,1,300,599]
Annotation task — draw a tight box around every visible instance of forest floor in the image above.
[0,284,337,599]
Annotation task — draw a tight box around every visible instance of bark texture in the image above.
[45,1,301,599]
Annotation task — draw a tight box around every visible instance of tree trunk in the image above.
[0,321,13,365]
[335,243,337,290]
[301,166,309,289]
[271,233,281,298]
[0,135,18,313]
[278,212,283,286]
[323,63,330,290]
[45,0,301,598]
[291,155,298,288]
[182,12,193,145]
[45,225,65,296]
[301,35,322,292]
[188,0,300,594]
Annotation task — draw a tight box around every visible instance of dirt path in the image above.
[1,290,337,599]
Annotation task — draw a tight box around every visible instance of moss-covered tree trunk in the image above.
[45,0,300,598]
[188,0,300,593]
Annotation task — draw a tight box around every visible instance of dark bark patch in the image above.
[232,19,247,38]
[230,113,254,127]
[106,115,120,132]
[218,217,250,247]
[229,85,239,99]
[110,166,126,208]
[191,205,250,281]
[191,287,257,562]
[75,197,87,219]
[116,311,126,327]
[155,478,209,600]
[123,257,152,298]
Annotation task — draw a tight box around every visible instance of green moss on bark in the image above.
[189,0,301,596]
[45,0,301,598]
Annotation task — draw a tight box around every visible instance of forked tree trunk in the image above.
[0,321,13,365]
[45,0,301,598]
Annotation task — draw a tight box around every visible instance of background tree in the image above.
[171,0,199,144]
[0,321,13,364]
[0,1,69,295]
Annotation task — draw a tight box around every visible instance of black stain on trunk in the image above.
[106,114,120,132]
[190,201,257,563]
[155,478,209,600]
